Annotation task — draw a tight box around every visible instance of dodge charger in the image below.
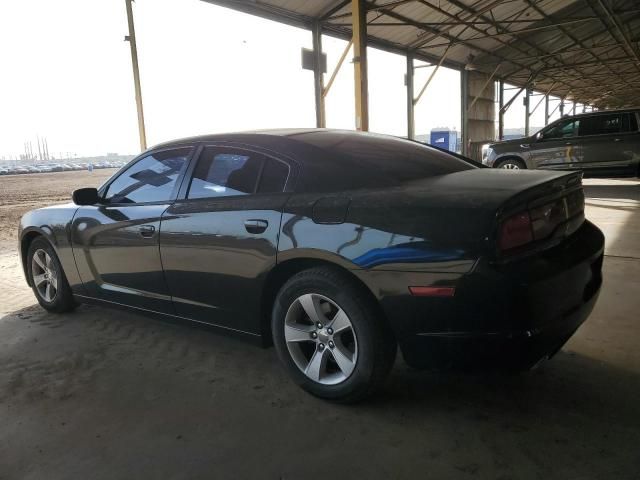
[19,129,604,402]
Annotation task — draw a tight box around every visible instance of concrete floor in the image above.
[1,178,639,479]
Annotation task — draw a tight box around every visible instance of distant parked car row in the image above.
[0,161,127,176]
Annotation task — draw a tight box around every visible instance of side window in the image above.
[579,114,622,136]
[622,113,638,133]
[257,158,289,193]
[104,148,190,204]
[188,147,263,199]
[543,119,580,140]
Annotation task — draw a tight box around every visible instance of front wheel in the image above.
[272,267,396,403]
[27,237,76,313]
[495,158,527,169]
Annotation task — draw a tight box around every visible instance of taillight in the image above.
[529,200,566,240]
[499,189,585,254]
[498,212,533,252]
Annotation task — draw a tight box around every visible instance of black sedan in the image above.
[19,129,604,402]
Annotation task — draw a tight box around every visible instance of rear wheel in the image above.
[27,237,76,313]
[272,267,396,403]
[495,158,526,170]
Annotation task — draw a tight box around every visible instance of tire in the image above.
[271,266,396,403]
[27,237,76,313]
[495,157,526,170]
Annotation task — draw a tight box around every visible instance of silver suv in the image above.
[484,109,640,176]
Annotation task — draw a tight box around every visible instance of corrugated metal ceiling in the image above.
[204,0,640,108]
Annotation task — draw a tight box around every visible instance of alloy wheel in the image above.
[284,293,358,385]
[31,248,58,302]
[500,162,521,169]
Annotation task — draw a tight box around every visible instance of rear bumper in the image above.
[400,285,599,370]
[363,220,604,370]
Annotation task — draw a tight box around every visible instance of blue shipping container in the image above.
[429,129,458,152]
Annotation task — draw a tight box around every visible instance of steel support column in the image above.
[351,0,369,131]
[311,21,326,128]
[406,53,415,140]
[124,0,147,151]
[461,69,469,156]
[498,79,504,140]
[560,98,565,116]
[544,94,550,125]
[524,88,530,136]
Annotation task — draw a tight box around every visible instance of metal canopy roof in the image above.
[204,0,640,109]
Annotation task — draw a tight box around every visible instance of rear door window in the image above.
[579,114,623,136]
[188,147,264,199]
[257,158,289,193]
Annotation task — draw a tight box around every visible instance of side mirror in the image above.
[72,187,100,205]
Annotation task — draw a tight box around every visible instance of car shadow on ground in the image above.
[3,299,640,477]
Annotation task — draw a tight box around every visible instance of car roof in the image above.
[150,128,402,152]
[558,108,639,120]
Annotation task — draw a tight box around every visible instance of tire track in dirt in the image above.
[0,251,35,315]
[0,348,108,403]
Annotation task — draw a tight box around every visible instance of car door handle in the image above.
[139,224,156,237]
[565,142,572,146]
[613,138,621,142]
[244,219,268,234]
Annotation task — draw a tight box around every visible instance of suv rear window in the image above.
[579,114,622,136]
[623,113,638,132]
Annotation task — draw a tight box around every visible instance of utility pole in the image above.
[124,0,147,151]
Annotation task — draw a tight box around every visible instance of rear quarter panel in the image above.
[278,189,484,275]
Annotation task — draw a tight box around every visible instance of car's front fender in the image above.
[19,205,85,293]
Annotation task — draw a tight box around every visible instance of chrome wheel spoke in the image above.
[33,273,47,286]
[33,251,46,270]
[49,274,58,290]
[45,282,52,302]
[304,348,329,382]
[330,343,356,376]
[329,308,350,334]
[298,293,323,324]
[284,323,314,343]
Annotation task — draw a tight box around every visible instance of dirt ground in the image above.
[0,170,116,247]
[0,172,639,479]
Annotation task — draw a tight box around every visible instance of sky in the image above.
[1,0,507,160]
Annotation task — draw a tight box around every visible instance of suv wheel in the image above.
[496,158,526,169]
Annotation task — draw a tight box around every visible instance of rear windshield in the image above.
[292,131,474,192]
